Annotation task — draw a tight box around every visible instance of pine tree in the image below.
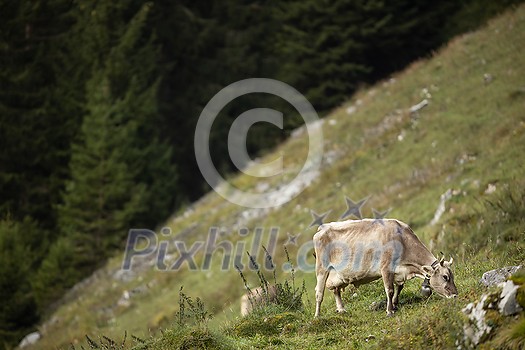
[0,0,84,229]
[61,0,179,260]
[34,70,149,307]
[34,1,179,309]
[0,218,41,345]
[272,0,371,113]
[77,1,179,228]
[270,0,468,113]
[357,0,460,80]
[152,0,285,195]
[31,235,81,311]
[58,72,148,256]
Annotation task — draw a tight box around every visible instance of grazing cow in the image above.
[240,285,278,316]
[313,219,457,317]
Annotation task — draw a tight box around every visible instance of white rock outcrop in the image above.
[18,331,41,348]
[480,265,521,287]
[462,273,524,348]
[498,280,523,316]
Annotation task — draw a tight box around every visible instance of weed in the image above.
[70,332,133,350]
[176,286,213,327]
[236,247,307,316]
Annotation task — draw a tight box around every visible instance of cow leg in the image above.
[314,268,330,317]
[381,271,395,316]
[333,286,346,313]
[392,284,403,311]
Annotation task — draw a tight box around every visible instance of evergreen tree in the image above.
[271,0,464,112]
[58,72,148,255]
[79,0,179,228]
[34,70,148,308]
[272,0,371,112]
[0,218,41,345]
[152,0,284,196]
[0,0,84,230]
[59,3,176,260]
[357,0,459,80]
[34,2,178,309]
[31,235,81,311]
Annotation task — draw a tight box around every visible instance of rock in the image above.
[39,315,59,336]
[480,266,521,287]
[408,99,429,115]
[498,280,523,316]
[346,105,357,115]
[113,269,137,282]
[397,130,406,141]
[483,73,493,84]
[461,272,524,348]
[255,181,270,193]
[462,295,493,346]
[484,183,497,194]
[429,189,453,226]
[420,88,432,99]
[117,290,131,308]
[18,331,41,348]
[369,300,386,311]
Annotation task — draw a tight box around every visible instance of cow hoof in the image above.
[336,308,347,314]
[386,311,395,317]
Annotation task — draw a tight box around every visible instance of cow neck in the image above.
[423,259,440,284]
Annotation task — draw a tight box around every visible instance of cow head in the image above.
[422,257,458,298]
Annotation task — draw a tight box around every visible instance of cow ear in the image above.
[422,265,434,278]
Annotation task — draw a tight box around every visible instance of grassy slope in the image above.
[33,4,525,349]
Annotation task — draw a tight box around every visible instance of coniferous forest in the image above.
[0,0,523,346]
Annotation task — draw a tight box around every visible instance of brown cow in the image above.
[313,219,457,317]
[240,285,278,316]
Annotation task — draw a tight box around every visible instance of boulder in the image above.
[18,331,41,348]
[498,280,523,316]
[480,266,521,287]
[462,272,524,348]
[462,295,494,347]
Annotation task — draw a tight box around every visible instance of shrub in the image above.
[236,246,308,316]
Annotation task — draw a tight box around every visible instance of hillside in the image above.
[28,4,525,349]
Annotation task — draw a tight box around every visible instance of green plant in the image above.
[176,286,213,327]
[236,246,307,316]
[69,332,143,350]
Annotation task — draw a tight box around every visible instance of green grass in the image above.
[31,4,525,349]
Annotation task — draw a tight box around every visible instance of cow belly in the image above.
[326,272,348,290]
[352,275,381,287]
[326,270,381,289]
